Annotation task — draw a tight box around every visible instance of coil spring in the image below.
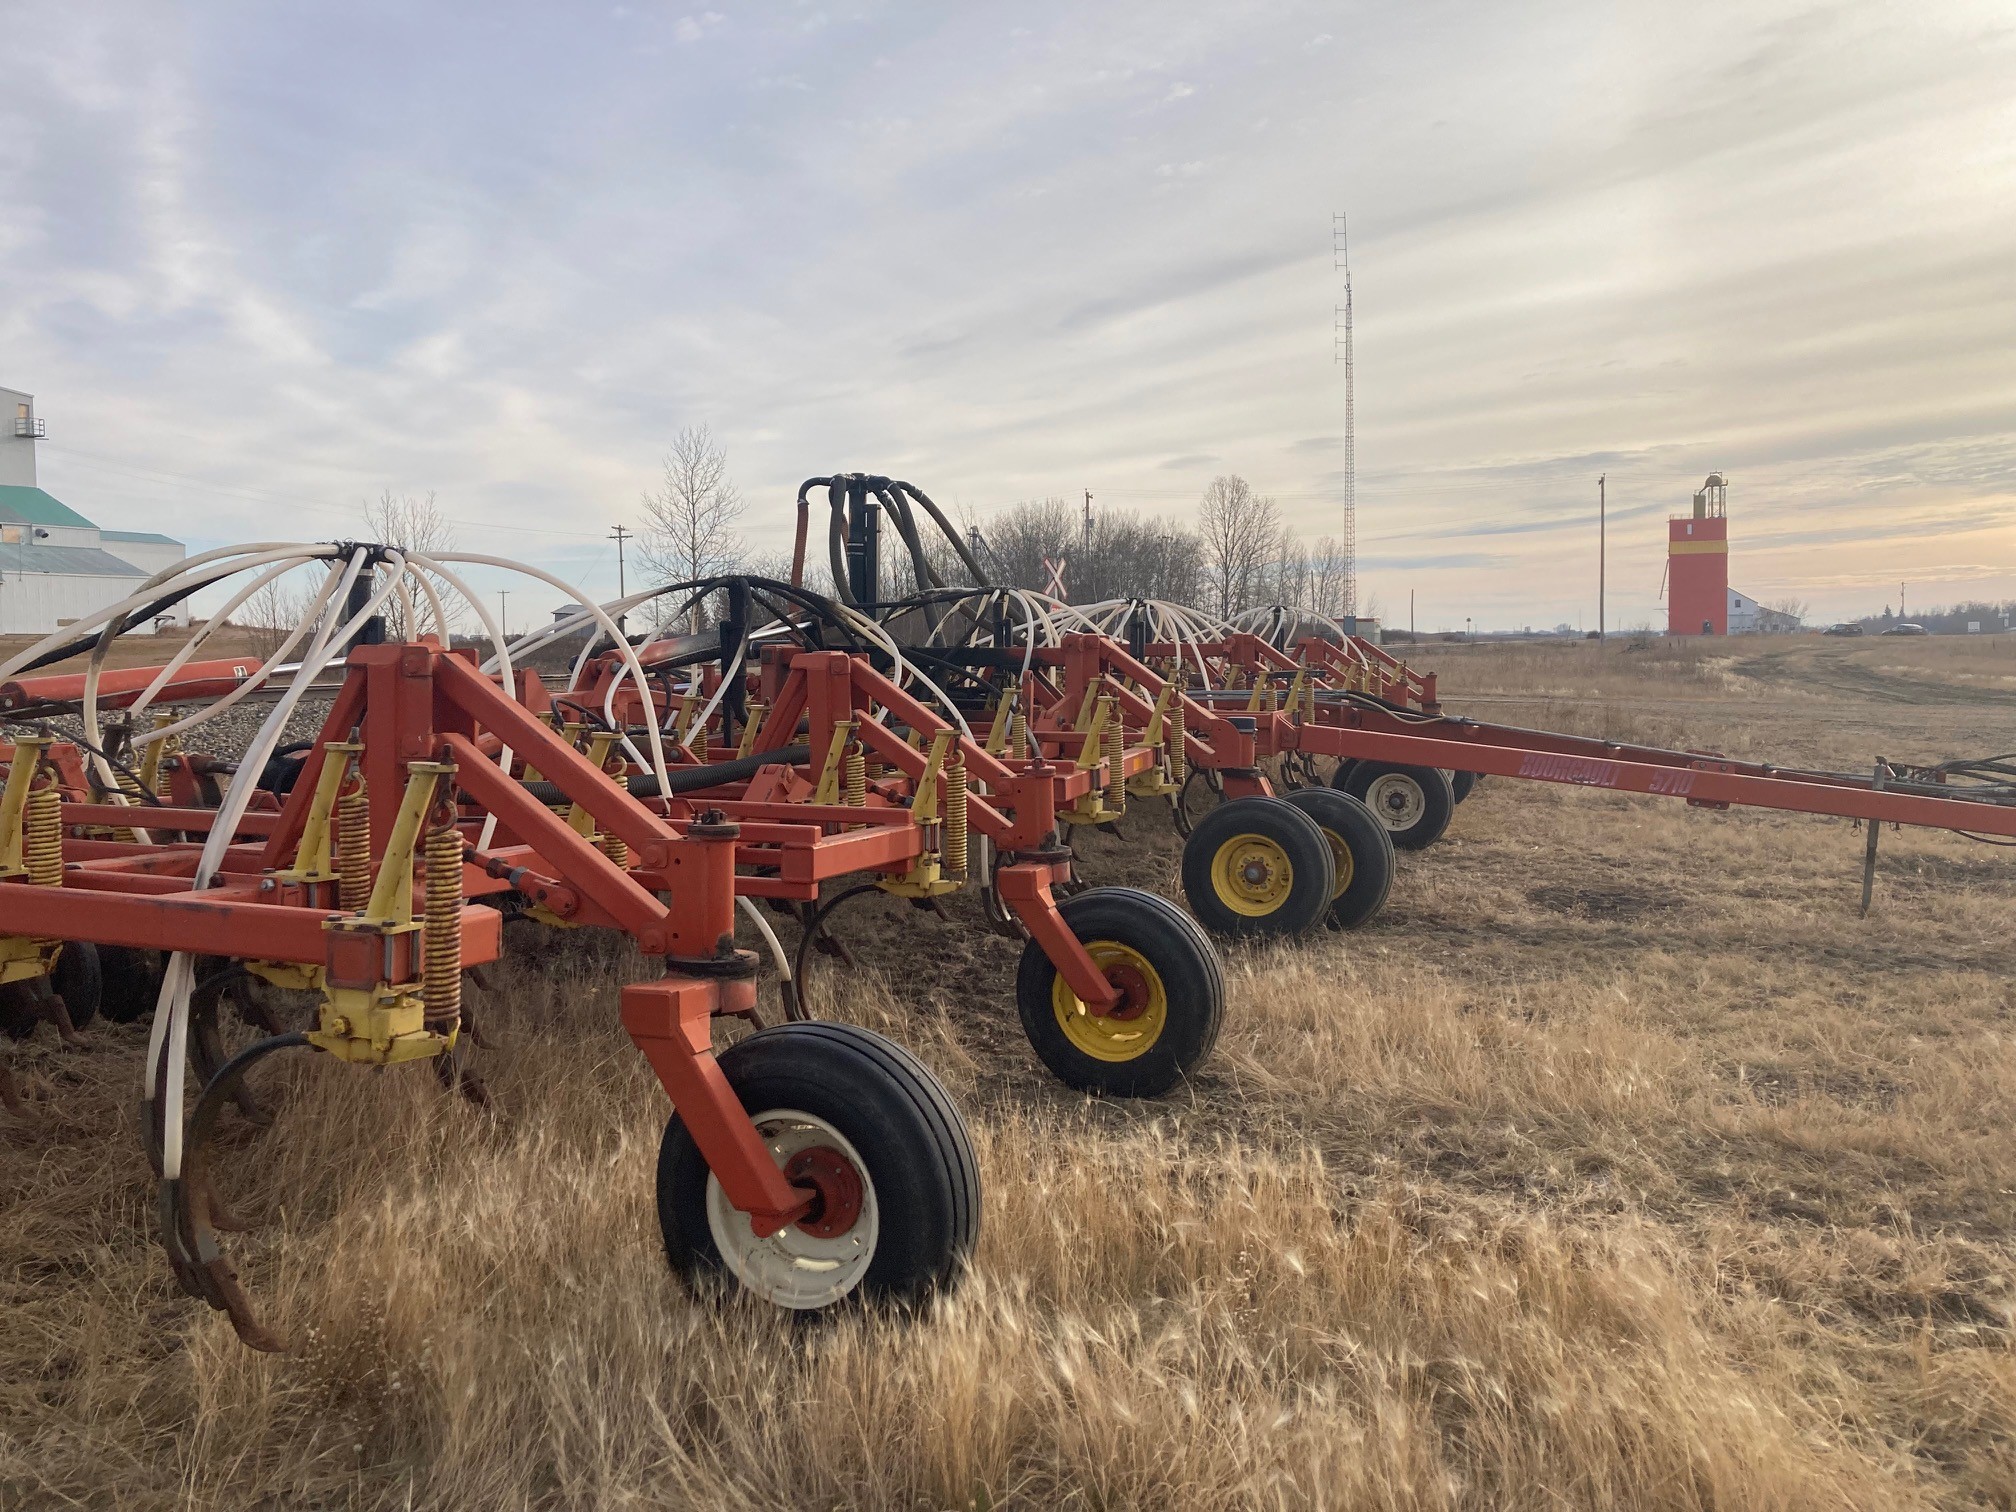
[1167,700,1186,783]
[943,759,968,880]
[1104,699,1125,814]
[338,784,371,912]
[1011,709,1029,758]
[843,743,866,808]
[600,832,630,868]
[422,820,462,1035]
[26,782,62,944]
[107,765,145,842]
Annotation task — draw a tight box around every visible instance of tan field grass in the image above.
[3,636,2014,1509]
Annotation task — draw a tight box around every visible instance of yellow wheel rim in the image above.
[1318,828,1354,900]
[1051,941,1168,1062]
[1209,833,1294,917]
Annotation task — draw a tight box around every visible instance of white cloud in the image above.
[673,10,723,43]
[0,0,2010,627]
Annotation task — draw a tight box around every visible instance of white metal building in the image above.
[1727,590,1801,635]
[0,385,187,635]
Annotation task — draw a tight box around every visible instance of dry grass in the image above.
[4,637,2014,1509]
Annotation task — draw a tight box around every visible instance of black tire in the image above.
[50,941,102,1031]
[1016,886,1224,1097]
[656,1021,978,1311]
[1340,762,1456,851]
[1451,770,1479,804]
[1179,795,1336,938]
[98,946,165,1023]
[1327,758,1362,794]
[1280,788,1396,930]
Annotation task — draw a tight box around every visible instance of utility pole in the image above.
[497,589,510,640]
[610,523,632,635]
[1333,211,1358,616]
[1082,490,1093,551]
[1410,587,1415,640]
[1598,474,1606,642]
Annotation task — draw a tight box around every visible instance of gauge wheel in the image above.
[1339,762,1456,851]
[1180,796,1336,938]
[1016,887,1224,1097]
[657,1022,979,1310]
[1280,787,1396,930]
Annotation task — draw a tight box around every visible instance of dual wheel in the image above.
[1180,791,1395,939]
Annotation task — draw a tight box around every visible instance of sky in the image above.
[2,0,2012,632]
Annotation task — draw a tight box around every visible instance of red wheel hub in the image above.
[1099,961,1151,1021]
[784,1144,865,1238]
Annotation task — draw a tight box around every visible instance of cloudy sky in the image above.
[3,0,2012,629]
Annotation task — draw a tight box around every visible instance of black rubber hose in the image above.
[898,481,989,587]
[518,743,810,805]
[827,478,854,605]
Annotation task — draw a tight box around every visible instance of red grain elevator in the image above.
[1667,473,1728,636]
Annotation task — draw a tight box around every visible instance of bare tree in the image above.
[238,570,321,661]
[362,489,457,639]
[1197,475,1280,618]
[640,425,745,631]
[971,498,1200,604]
[1767,597,1810,626]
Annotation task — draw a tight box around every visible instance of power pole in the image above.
[610,523,632,635]
[1082,491,1093,550]
[1410,587,1415,640]
[1598,474,1607,641]
[1333,211,1358,616]
[497,589,510,640]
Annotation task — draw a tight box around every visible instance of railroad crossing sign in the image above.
[1043,555,1068,601]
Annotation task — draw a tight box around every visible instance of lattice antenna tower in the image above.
[1332,211,1358,616]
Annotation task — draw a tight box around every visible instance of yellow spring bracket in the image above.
[1062,690,1125,826]
[879,729,963,898]
[812,720,857,807]
[1128,681,1182,798]
[247,742,363,992]
[983,693,1015,758]
[0,738,64,983]
[311,759,458,1066]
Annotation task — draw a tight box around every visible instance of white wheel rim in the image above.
[705,1108,879,1309]
[1365,773,1425,830]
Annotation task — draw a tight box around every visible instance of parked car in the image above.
[1823,622,1865,636]
[1879,622,1929,636]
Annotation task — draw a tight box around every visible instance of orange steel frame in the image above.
[3,641,867,1234]
[556,642,1137,1013]
[1012,632,2016,839]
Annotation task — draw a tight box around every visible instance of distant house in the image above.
[0,385,187,635]
[1727,590,1800,635]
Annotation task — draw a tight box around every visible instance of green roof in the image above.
[102,529,180,545]
[0,485,94,529]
